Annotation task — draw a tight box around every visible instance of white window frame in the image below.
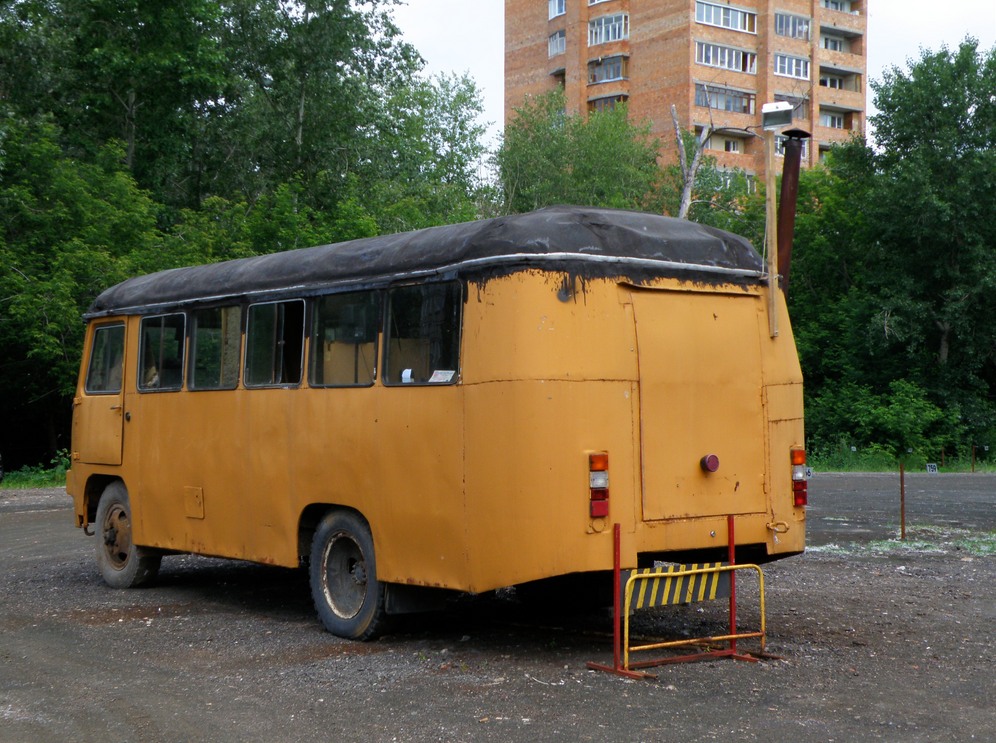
[774,13,811,40]
[724,138,741,153]
[588,55,628,84]
[588,13,629,46]
[695,1,757,34]
[820,111,845,129]
[774,93,809,120]
[822,35,847,52]
[695,41,757,74]
[822,0,851,11]
[548,30,566,57]
[774,53,810,80]
[694,83,756,115]
[549,0,566,20]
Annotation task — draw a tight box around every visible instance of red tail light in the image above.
[791,447,807,507]
[589,453,609,518]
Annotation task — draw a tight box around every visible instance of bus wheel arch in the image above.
[309,508,386,640]
[94,481,162,588]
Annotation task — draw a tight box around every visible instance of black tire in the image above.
[94,482,161,588]
[309,510,386,640]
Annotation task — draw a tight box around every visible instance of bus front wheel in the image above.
[94,482,161,588]
[310,511,386,640]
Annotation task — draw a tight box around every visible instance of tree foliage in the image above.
[495,91,664,213]
[0,0,490,467]
[790,40,996,460]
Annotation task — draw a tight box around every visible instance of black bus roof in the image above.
[87,206,765,317]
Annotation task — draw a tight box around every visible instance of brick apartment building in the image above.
[505,0,867,178]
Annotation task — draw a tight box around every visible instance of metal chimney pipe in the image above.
[776,128,810,296]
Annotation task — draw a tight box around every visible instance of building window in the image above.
[774,13,810,40]
[549,30,566,57]
[822,0,851,11]
[820,73,845,89]
[588,94,628,112]
[774,53,810,80]
[695,83,756,114]
[774,93,809,120]
[588,55,628,84]
[820,111,845,129]
[724,139,741,153]
[695,1,757,33]
[588,13,629,46]
[822,35,847,52]
[695,42,757,74]
[588,0,611,4]
[548,0,565,20]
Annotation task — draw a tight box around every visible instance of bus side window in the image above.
[189,306,242,390]
[309,292,380,387]
[84,324,125,394]
[245,300,305,387]
[139,314,186,391]
[384,282,461,386]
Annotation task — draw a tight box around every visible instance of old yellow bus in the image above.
[67,206,806,639]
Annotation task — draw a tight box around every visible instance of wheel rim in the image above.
[321,533,367,619]
[101,503,132,570]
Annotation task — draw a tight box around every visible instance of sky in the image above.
[392,0,996,145]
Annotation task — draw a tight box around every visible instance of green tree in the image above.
[0,120,163,455]
[790,40,996,456]
[495,91,663,213]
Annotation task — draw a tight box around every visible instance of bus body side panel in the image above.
[462,379,639,591]
[460,274,641,592]
[339,385,468,588]
[123,357,259,560]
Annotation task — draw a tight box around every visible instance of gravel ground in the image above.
[1,479,993,742]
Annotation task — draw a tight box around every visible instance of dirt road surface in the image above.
[1,473,993,742]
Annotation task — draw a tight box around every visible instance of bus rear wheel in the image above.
[94,482,161,588]
[310,511,385,640]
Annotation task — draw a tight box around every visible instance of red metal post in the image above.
[612,523,621,670]
[727,515,737,654]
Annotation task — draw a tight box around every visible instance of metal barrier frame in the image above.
[588,517,773,680]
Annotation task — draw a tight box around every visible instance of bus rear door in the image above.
[631,288,767,520]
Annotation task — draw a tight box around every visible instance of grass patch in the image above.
[1,451,69,489]
[809,524,996,557]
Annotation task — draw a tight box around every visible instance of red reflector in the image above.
[590,488,609,501]
[793,480,808,507]
[590,500,609,518]
[700,454,720,473]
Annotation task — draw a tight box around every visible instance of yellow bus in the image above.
[67,206,806,639]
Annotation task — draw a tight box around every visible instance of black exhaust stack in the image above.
[776,128,810,296]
